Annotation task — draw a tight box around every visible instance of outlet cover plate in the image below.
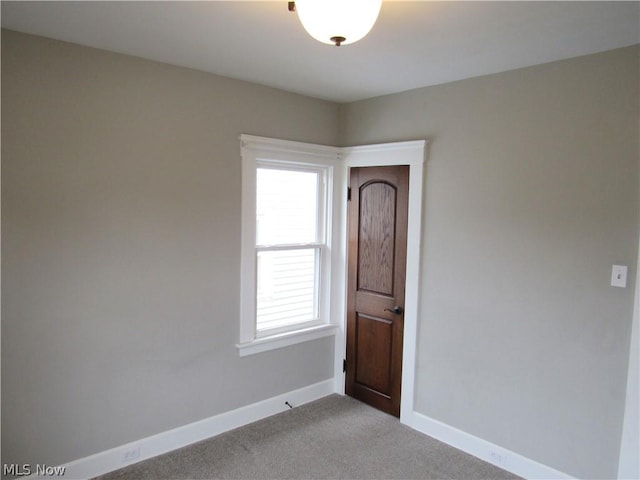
[611,265,628,288]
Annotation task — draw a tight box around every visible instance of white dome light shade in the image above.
[294,0,383,46]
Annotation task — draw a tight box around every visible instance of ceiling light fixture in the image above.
[288,0,382,47]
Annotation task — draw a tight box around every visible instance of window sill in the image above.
[237,324,338,357]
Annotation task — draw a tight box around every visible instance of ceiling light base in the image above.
[330,36,346,47]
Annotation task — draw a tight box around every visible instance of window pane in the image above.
[256,168,319,245]
[256,248,319,332]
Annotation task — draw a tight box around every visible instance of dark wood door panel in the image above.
[357,181,397,296]
[354,313,393,395]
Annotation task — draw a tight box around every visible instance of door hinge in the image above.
[343,358,347,372]
[347,187,351,201]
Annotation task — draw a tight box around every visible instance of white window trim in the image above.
[237,135,341,356]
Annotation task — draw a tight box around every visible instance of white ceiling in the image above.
[2,1,639,103]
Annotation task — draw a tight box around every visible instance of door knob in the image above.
[384,306,403,314]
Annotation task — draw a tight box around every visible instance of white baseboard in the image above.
[22,382,575,480]
[37,379,335,480]
[404,410,574,480]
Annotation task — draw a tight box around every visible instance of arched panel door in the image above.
[345,165,409,417]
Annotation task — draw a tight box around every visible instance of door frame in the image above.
[334,140,427,424]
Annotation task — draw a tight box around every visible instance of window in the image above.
[238,135,340,356]
[256,165,324,334]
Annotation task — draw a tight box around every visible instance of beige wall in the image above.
[1,29,338,467]
[339,45,639,479]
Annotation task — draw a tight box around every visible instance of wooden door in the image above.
[345,165,409,417]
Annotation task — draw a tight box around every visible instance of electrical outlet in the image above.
[123,446,140,463]
[489,450,508,467]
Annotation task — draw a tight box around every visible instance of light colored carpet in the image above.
[95,394,521,479]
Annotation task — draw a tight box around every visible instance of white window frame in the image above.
[255,161,326,336]
[237,135,340,356]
